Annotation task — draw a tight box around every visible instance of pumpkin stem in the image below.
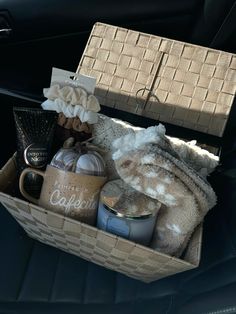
[63,137,75,149]
[86,143,107,154]
[74,142,82,153]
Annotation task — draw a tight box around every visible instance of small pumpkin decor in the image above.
[49,137,107,225]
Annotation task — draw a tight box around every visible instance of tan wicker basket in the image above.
[0,155,202,283]
[0,23,235,283]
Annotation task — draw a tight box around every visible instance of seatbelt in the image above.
[210,1,236,50]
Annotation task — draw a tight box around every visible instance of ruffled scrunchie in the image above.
[42,99,98,124]
[42,84,100,123]
[43,84,100,111]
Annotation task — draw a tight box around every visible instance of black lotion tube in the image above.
[13,107,58,198]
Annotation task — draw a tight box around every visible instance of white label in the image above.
[50,67,96,94]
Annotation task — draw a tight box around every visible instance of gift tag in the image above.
[50,67,96,94]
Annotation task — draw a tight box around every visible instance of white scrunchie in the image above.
[43,84,100,112]
[41,99,98,124]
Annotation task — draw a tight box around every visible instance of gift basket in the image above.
[0,23,235,283]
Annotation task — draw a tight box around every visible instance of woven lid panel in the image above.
[77,23,236,137]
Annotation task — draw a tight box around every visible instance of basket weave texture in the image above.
[0,156,202,283]
[78,23,236,137]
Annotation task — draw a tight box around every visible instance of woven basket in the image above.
[0,155,202,283]
[0,23,235,283]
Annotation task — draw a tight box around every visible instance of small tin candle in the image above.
[97,180,161,245]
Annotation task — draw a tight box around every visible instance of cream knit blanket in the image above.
[92,114,219,180]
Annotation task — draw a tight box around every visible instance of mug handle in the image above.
[19,168,45,205]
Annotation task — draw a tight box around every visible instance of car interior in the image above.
[0,0,236,313]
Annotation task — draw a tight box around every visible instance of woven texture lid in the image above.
[77,22,236,137]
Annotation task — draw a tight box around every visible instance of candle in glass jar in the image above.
[97,180,161,245]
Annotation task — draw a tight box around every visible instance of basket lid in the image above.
[77,22,236,137]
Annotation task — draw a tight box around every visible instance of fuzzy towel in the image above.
[112,125,217,256]
[92,114,219,180]
[91,114,142,179]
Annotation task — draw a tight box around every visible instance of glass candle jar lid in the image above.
[100,179,161,218]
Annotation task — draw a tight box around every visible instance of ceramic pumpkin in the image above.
[50,137,106,176]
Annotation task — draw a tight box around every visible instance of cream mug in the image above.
[19,165,107,225]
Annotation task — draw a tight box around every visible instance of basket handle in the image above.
[19,168,45,205]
